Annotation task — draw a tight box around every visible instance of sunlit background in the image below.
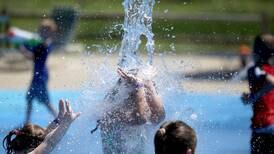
[0,0,274,154]
[1,0,273,53]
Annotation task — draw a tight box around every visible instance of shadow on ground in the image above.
[183,69,242,81]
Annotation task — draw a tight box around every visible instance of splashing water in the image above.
[119,0,155,69]
[75,1,185,153]
[0,1,252,153]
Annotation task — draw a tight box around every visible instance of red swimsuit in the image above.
[252,64,274,128]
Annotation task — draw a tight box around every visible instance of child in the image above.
[3,100,80,154]
[245,34,274,154]
[154,120,197,154]
[19,18,57,124]
[239,43,251,68]
[99,67,165,154]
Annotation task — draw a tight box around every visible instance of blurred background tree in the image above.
[0,0,273,53]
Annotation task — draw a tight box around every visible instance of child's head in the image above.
[3,124,45,154]
[253,34,274,65]
[154,120,197,154]
[38,18,57,40]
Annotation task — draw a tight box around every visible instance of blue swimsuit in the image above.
[26,43,52,103]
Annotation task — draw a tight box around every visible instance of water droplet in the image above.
[190,113,198,120]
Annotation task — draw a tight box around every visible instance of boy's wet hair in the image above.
[3,124,45,154]
[154,120,197,154]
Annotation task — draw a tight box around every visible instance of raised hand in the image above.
[57,100,66,120]
[117,67,142,84]
[254,67,266,78]
[58,100,81,125]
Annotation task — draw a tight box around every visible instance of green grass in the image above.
[9,17,242,54]
[1,0,274,15]
[2,0,273,54]
[78,36,239,55]
[11,18,39,31]
[10,17,264,48]
[3,0,274,39]
[154,20,261,36]
[76,19,262,37]
[10,17,264,37]
[157,0,274,15]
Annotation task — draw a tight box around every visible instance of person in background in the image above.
[20,18,57,124]
[154,120,197,154]
[0,8,10,48]
[98,67,165,154]
[3,100,80,154]
[232,44,252,80]
[239,43,251,68]
[243,33,274,154]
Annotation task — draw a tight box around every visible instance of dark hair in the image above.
[253,35,274,65]
[38,18,57,40]
[154,120,197,154]
[3,124,45,154]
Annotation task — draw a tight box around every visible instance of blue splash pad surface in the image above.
[0,90,252,154]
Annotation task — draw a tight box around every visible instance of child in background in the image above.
[239,43,251,68]
[246,34,274,154]
[154,120,197,154]
[0,9,10,48]
[19,18,57,124]
[3,100,80,154]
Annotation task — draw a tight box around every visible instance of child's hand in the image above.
[58,100,81,125]
[255,67,266,78]
[117,67,142,84]
[57,100,66,120]
[241,93,251,105]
